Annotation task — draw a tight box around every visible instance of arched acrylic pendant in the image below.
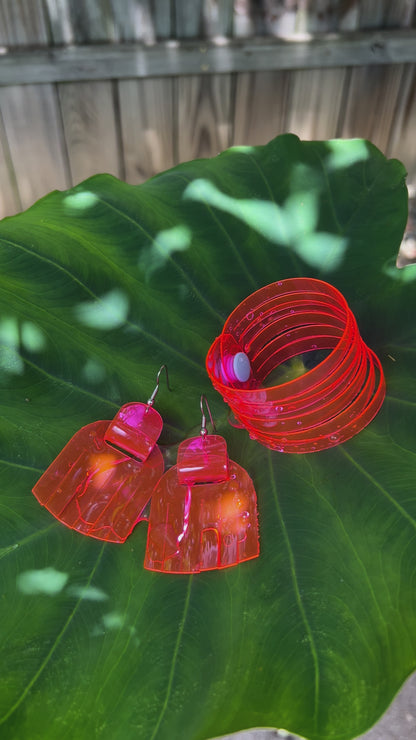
[144,433,259,573]
[32,403,164,543]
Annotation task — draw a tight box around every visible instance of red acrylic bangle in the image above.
[206,278,385,453]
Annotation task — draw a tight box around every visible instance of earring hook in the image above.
[147,365,171,406]
[200,395,216,436]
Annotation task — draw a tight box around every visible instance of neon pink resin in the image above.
[144,435,259,573]
[104,403,163,461]
[32,403,164,543]
[206,278,386,453]
[177,434,228,485]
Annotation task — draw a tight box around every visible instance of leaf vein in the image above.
[92,194,224,324]
[0,545,105,725]
[149,577,193,740]
[177,174,257,291]
[339,447,416,531]
[267,452,320,730]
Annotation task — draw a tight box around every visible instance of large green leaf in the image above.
[0,134,413,740]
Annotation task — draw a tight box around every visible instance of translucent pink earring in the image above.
[32,366,170,543]
[144,396,260,574]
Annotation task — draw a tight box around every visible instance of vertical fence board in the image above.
[65,0,116,42]
[233,0,257,37]
[203,0,234,37]
[0,0,49,45]
[151,0,172,38]
[358,0,415,28]
[58,81,121,185]
[176,74,232,162]
[385,0,416,27]
[0,113,20,218]
[339,64,405,154]
[233,70,289,145]
[0,1,69,215]
[175,0,203,37]
[118,77,174,183]
[278,5,350,152]
[286,68,346,141]
[43,0,75,44]
[263,0,345,36]
[110,0,155,43]
[338,0,360,31]
[358,0,387,28]
[302,0,349,33]
[0,85,69,209]
[389,63,416,190]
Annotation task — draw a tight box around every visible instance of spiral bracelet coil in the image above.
[206,278,385,453]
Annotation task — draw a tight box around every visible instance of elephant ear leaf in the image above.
[0,134,413,740]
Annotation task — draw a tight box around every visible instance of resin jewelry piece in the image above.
[32,366,171,542]
[206,278,386,453]
[144,396,259,574]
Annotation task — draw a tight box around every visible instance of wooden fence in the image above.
[0,0,416,220]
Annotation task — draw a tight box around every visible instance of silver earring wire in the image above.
[147,365,171,406]
[200,395,216,436]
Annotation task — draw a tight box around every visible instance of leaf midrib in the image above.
[267,451,320,732]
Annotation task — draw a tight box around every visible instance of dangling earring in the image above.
[144,395,260,574]
[32,365,171,543]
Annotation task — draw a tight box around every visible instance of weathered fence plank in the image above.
[0,84,69,208]
[385,0,416,27]
[0,0,49,46]
[203,0,234,37]
[286,67,347,140]
[110,0,155,43]
[388,62,416,189]
[0,114,20,218]
[233,0,254,38]
[176,73,232,162]
[340,64,406,154]
[58,81,121,184]
[2,30,416,86]
[262,0,341,36]
[233,70,289,145]
[175,0,204,37]
[359,0,416,28]
[152,0,173,39]
[43,0,74,45]
[118,76,174,183]
[66,0,116,43]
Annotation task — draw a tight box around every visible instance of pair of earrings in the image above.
[32,366,259,573]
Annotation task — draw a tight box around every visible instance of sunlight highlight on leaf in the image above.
[184,179,292,243]
[74,289,129,330]
[228,145,255,154]
[383,259,416,283]
[0,316,24,375]
[82,358,107,384]
[138,224,192,278]
[17,568,69,595]
[294,232,348,271]
[326,139,369,171]
[21,322,47,352]
[64,191,99,211]
[284,191,319,238]
[67,584,109,601]
[184,178,345,271]
[102,611,125,629]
